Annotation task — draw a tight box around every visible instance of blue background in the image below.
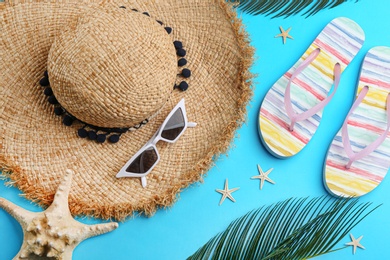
[1,1,389,259]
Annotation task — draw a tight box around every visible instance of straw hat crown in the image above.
[47,7,177,128]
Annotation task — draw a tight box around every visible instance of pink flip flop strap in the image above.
[342,86,390,169]
[284,48,341,131]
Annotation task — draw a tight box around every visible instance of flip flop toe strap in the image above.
[342,86,390,169]
[284,48,341,131]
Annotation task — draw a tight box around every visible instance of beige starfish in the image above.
[216,179,239,206]
[275,26,293,44]
[0,169,118,260]
[251,165,275,190]
[345,233,365,254]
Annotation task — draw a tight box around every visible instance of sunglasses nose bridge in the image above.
[151,134,162,146]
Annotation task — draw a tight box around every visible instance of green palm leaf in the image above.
[187,197,379,260]
[229,0,359,18]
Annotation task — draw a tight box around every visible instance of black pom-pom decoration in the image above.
[63,115,74,126]
[182,69,191,78]
[109,134,120,143]
[97,134,107,143]
[178,58,187,67]
[156,20,163,25]
[119,6,126,8]
[40,77,50,87]
[178,81,189,91]
[165,27,172,34]
[54,107,64,116]
[143,12,150,16]
[78,128,88,138]
[173,41,183,49]
[48,95,58,104]
[44,87,53,96]
[44,70,48,78]
[176,48,186,57]
[88,131,97,140]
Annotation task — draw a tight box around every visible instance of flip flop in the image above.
[324,46,390,197]
[258,17,365,158]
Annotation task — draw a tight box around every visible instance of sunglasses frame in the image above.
[116,98,196,187]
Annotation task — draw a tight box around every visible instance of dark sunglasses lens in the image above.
[161,107,185,141]
[126,146,158,174]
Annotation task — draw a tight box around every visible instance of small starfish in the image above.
[216,179,239,206]
[345,233,365,254]
[0,169,118,260]
[251,165,275,190]
[275,26,293,44]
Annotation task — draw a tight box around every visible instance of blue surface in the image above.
[1,1,390,259]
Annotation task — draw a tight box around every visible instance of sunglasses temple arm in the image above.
[188,122,197,128]
[141,176,147,188]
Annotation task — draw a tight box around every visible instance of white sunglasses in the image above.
[116,98,197,187]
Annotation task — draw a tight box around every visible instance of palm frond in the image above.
[187,197,379,260]
[229,0,359,18]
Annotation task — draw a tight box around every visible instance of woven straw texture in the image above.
[49,8,177,128]
[0,0,254,220]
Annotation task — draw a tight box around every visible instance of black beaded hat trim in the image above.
[40,71,149,144]
[40,7,192,144]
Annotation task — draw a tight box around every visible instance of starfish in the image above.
[345,233,365,254]
[0,169,118,260]
[251,165,275,190]
[275,26,293,44]
[216,179,239,206]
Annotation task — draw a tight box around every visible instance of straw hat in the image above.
[0,0,253,220]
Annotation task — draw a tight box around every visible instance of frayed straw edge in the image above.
[0,0,254,220]
[1,155,56,207]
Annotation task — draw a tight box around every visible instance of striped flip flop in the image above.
[324,46,390,197]
[259,17,365,158]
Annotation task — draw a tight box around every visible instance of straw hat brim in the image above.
[0,0,253,220]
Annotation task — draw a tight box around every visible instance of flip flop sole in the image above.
[259,17,365,158]
[324,46,390,197]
